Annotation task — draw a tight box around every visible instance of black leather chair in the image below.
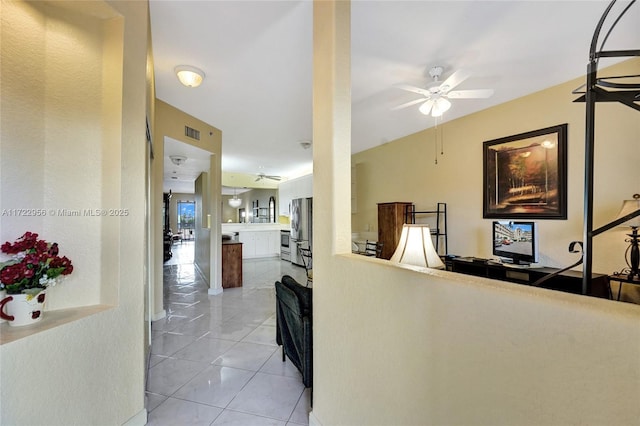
[275,275,312,388]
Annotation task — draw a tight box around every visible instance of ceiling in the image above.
[150,1,639,193]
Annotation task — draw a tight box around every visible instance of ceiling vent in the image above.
[185,125,200,140]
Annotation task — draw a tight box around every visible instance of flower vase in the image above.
[0,290,47,327]
[0,290,6,324]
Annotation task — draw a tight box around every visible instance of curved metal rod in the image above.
[531,241,584,287]
[589,0,618,62]
[598,0,636,53]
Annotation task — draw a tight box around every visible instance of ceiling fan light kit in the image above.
[175,65,205,88]
[395,65,494,118]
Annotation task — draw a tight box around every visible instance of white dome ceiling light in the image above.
[175,65,205,88]
[169,155,187,166]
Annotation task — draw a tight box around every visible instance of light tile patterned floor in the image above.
[147,242,310,425]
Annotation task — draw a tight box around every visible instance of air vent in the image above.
[185,126,200,140]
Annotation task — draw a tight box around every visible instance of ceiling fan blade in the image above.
[395,84,430,97]
[266,175,282,181]
[418,99,434,115]
[392,98,427,111]
[447,89,494,99]
[439,69,471,93]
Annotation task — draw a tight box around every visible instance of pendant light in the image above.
[228,188,242,208]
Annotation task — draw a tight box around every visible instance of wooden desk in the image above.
[608,273,640,301]
[222,241,243,288]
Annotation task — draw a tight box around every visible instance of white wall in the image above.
[0,1,148,424]
[311,2,640,425]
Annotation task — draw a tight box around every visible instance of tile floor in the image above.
[147,241,311,425]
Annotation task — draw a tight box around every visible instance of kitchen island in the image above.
[222,223,288,259]
[222,240,243,288]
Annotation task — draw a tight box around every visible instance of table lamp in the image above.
[614,194,640,280]
[390,224,445,269]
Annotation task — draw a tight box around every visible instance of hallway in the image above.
[147,241,311,425]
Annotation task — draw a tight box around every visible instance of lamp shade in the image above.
[175,65,205,87]
[614,196,640,228]
[390,224,445,269]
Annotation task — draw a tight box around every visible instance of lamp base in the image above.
[625,228,639,280]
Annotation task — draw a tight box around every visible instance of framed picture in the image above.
[483,124,567,219]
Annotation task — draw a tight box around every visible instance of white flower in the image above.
[11,252,26,261]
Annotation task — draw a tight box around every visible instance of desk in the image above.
[447,257,610,299]
[608,273,640,301]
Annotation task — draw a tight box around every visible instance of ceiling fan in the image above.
[393,66,494,117]
[255,173,282,182]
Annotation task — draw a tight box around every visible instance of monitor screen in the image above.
[492,221,539,265]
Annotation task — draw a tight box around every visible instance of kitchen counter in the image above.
[222,223,289,233]
[222,224,284,259]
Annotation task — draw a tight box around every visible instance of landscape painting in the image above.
[483,124,567,219]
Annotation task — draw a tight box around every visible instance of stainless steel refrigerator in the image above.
[290,197,312,267]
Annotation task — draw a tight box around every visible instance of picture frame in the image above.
[483,124,567,219]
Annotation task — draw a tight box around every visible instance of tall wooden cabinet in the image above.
[377,202,412,259]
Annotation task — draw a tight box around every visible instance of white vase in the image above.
[0,289,47,327]
[0,290,6,324]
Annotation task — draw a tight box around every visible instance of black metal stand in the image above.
[573,0,640,294]
[405,202,448,256]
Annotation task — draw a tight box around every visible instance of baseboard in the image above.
[122,408,147,426]
[193,262,209,284]
[208,287,223,296]
[151,309,166,321]
[309,410,322,426]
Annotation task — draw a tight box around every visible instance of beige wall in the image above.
[0,1,148,424]
[352,58,640,302]
[312,2,640,425]
[152,100,222,316]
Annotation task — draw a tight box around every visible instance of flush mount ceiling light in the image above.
[169,155,187,166]
[175,65,205,88]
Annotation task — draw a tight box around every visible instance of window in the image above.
[177,201,195,230]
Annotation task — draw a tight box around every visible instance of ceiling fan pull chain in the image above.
[434,116,439,164]
[440,119,445,156]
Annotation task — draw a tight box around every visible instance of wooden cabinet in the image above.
[377,202,412,260]
[222,242,243,288]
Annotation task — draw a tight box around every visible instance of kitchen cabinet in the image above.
[278,174,312,216]
[238,230,280,259]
